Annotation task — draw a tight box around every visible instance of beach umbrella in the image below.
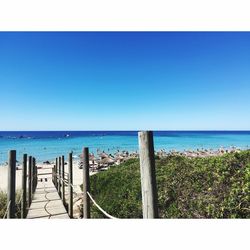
[89,154,96,161]
[99,152,109,159]
[99,157,115,165]
[115,155,124,161]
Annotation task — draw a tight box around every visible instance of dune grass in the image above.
[88,150,250,218]
[0,190,22,218]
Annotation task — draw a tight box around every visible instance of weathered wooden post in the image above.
[138,131,159,219]
[32,157,36,193]
[30,157,34,194]
[61,155,65,205]
[28,156,32,206]
[21,154,27,219]
[53,162,56,185]
[35,158,38,189]
[52,165,54,185]
[32,157,35,194]
[58,156,61,197]
[55,158,58,189]
[68,152,73,218]
[83,147,90,218]
[53,165,56,185]
[7,150,16,218]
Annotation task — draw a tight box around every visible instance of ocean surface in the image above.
[0,131,250,164]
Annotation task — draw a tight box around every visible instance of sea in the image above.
[0,131,250,164]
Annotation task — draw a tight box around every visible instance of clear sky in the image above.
[0,32,250,130]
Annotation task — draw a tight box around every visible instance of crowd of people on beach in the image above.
[77,150,137,172]
[0,146,244,173]
[156,146,242,158]
[75,146,243,173]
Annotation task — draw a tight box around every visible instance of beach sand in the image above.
[0,147,241,191]
[0,160,93,192]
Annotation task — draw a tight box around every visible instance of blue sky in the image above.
[0,32,250,130]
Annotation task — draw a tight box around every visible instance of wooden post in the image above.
[68,152,73,218]
[138,131,159,219]
[55,158,58,189]
[82,147,90,218]
[61,155,65,205]
[35,159,37,188]
[35,158,37,189]
[53,163,56,185]
[33,157,37,192]
[58,156,61,197]
[7,150,16,219]
[52,165,54,185]
[28,156,32,207]
[53,165,56,185]
[21,154,27,219]
[32,157,36,193]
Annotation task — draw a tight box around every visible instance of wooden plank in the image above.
[26,166,69,219]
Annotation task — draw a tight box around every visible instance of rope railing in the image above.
[2,194,25,219]
[56,174,78,196]
[2,152,39,219]
[87,192,118,219]
[17,193,23,205]
[2,201,11,219]
[56,174,68,184]
[56,174,65,182]
[55,171,118,219]
[15,193,24,215]
[54,151,119,219]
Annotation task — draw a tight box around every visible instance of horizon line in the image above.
[1,130,250,132]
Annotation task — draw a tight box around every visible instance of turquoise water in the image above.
[0,131,250,164]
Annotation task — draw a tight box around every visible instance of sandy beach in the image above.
[0,147,242,192]
[0,149,137,192]
[0,160,92,192]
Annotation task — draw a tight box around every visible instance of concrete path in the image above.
[26,167,69,219]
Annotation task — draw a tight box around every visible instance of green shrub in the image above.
[86,151,250,219]
[0,190,22,219]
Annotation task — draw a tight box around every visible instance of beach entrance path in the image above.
[26,167,69,219]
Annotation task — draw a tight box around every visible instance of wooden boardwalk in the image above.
[27,167,69,219]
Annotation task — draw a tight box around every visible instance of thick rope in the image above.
[3,192,24,218]
[55,173,118,219]
[15,193,24,215]
[17,193,23,205]
[3,201,11,219]
[56,175,78,196]
[87,192,118,219]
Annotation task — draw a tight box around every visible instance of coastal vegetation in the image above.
[89,150,250,218]
[0,191,22,218]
